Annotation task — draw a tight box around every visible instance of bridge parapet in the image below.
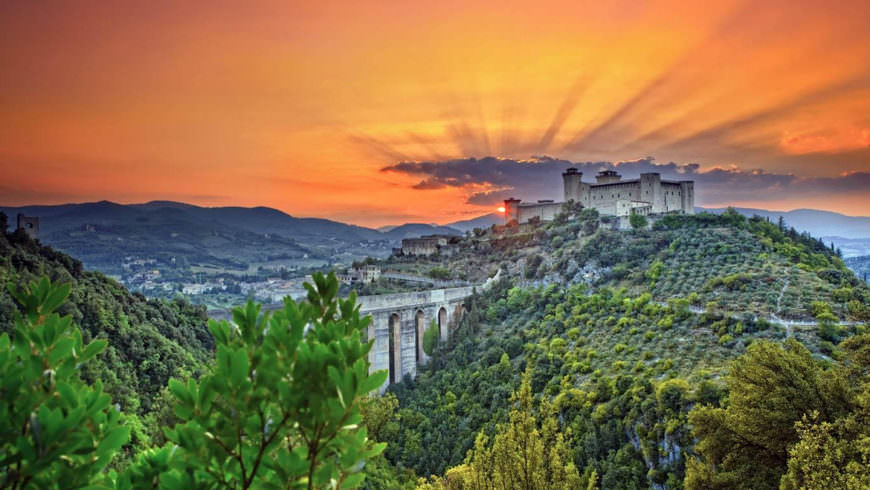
[357,286,475,313]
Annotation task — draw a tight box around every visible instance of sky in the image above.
[1,0,869,227]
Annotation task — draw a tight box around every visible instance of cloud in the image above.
[381,155,870,207]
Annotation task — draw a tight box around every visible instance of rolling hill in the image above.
[0,201,467,278]
[0,218,213,414]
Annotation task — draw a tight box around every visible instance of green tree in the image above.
[423,319,440,356]
[126,272,387,489]
[781,334,870,489]
[629,213,648,230]
[361,392,400,443]
[1,278,129,488]
[428,267,451,280]
[780,411,870,490]
[425,368,582,489]
[646,259,664,286]
[685,339,852,489]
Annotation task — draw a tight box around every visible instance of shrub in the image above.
[136,272,386,488]
[1,278,129,488]
[423,319,440,356]
[630,214,648,230]
[427,267,451,280]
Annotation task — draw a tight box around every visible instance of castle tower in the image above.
[503,198,521,224]
[562,168,583,202]
[639,173,663,213]
[596,169,621,184]
[680,181,695,214]
[16,214,39,240]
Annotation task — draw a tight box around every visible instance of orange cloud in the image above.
[1,0,870,226]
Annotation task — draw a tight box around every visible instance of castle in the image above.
[504,169,694,224]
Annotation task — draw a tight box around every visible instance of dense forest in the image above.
[367,208,870,488]
[0,213,214,416]
[2,208,869,488]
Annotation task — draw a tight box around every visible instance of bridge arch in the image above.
[388,313,401,385]
[437,306,447,340]
[456,303,467,322]
[415,309,425,364]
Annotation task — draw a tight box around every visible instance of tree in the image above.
[629,213,648,230]
[780,334,870,489]
[422,368,582,489]
[780,411,870,490]
[685,339,853,489]
[361,393,400,443]
[423,319,440,356]
[125,272,387,489]
[428,267,451,280]
[1,278,129,488]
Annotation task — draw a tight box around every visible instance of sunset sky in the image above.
[2,0,869,226]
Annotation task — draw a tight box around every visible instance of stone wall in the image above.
[517,202,563,223]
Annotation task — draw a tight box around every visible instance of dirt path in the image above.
[772,277,791,337]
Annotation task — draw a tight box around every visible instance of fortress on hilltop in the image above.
[504,169,694,225]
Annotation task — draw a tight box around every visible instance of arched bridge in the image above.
[357,286,474,391]
[209,285,477,392]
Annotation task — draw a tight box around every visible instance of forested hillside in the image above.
[2,207,869,489]
[0,213,213,414]
[367,208,870,489]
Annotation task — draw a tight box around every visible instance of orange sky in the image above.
[2,0,869,226]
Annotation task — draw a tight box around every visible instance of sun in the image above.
[497,206,505,213]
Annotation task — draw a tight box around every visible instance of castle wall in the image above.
[517,202,563,223]
[585,182,644,216]
[662,183,683,213]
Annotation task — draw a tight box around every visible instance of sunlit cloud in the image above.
[1,0,870,225]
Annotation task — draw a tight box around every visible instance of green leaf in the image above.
[49,336,76,365]
[56,382,79,408]
[80,339,108,362]
[230,348,249,387]
[360,370,387,395]
[42,282,71,314]
[168,378,192,406]
[97,426,130,456]
[341,472,365,488]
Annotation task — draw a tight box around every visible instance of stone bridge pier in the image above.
[358,286,473,392]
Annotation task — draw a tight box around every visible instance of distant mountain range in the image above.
[446,213,502,232]
[3,200,384,243]
[0,200,472,244]
[0,201,466,274]
[4,201,869,271]
[380,223,462,240]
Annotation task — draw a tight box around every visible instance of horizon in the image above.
[2,198,870,229]
[3,1,870,226]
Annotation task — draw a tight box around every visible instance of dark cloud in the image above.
[381,155,870,207]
